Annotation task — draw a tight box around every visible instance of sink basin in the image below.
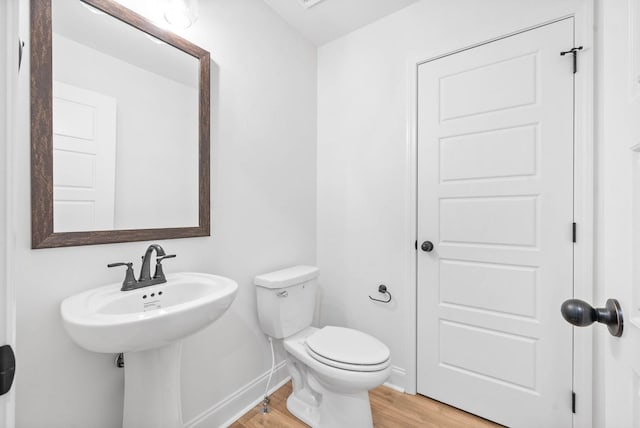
[61,272,238,353]
[61,272,238,428]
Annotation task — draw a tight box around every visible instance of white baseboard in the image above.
[383,365,407,393]
[184,362,407,427]
[184,361,290,428]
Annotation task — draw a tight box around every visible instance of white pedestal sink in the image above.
[61,272,238,428]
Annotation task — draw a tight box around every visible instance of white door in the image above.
[600,1,640,427]
[416,19,575,427]
[52,81,117,232]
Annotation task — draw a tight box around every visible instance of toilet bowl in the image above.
[254,266,391,428]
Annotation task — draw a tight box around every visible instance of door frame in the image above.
[1,0,19,426]
[404,6,595,428]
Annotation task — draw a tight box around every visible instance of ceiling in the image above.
[262,0,419,46]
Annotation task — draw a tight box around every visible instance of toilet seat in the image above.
[305,326,390,372]
[284,326,392,392]
[305,346,390,372]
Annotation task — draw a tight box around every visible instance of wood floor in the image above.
[230,382,501,428]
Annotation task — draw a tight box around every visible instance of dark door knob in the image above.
[560,298,623,337]
[421,241,434,252]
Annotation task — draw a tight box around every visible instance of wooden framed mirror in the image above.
[31,0,210,249]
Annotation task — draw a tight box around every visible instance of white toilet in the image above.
[255,265,391,428]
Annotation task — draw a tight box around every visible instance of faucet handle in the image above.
[108,262,132,267]
[153,254,176,282]
[108,262,138,291]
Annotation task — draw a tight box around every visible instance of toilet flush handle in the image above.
[277,290,288,298]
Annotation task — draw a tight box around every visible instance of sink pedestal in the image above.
[123,342,183,428]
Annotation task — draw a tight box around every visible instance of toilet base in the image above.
[285,368,375,428]
[318,389,373,428]
[287,384,374,428]
[287,393,319,427]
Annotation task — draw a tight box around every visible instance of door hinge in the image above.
[572,222,577,243]
[414,240,417,250]
[572,391,576,413]
[560,46,583,74]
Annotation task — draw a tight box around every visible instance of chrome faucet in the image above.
[108,244,176,291]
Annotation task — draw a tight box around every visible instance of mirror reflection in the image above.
[51,0,200,232]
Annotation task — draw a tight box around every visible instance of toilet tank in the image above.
[254,266,319,339]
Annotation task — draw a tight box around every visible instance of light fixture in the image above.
[298,0,328,9]
[164,0,199,29]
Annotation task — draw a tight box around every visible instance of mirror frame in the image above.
[31,0,211,249]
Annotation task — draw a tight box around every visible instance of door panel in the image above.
[417,19,575,428]
[439,53,538,121]
[439,124,538,182]
[440,259,537,317]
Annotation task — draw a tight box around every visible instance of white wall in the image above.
[53,33,200,230]
[317,0,589,400]
[15,0,316,426]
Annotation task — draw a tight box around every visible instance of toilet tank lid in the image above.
[254,265,319,289]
